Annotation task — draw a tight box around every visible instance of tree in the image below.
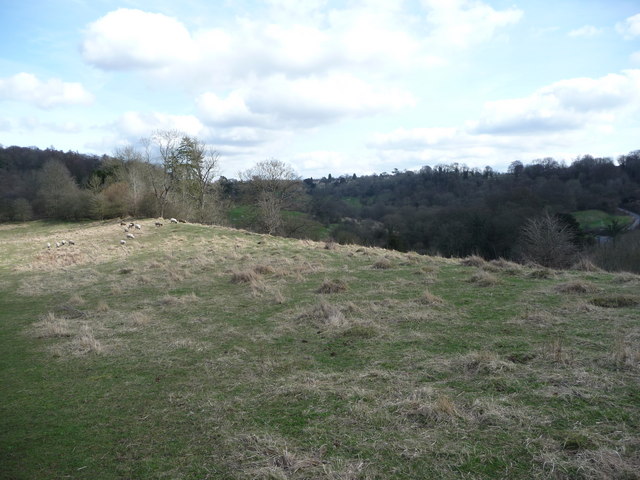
[518,213,577,268]
[240,159,304,235]
[175,136,221,222]
[141,130,182,218]
[35,160,83,219]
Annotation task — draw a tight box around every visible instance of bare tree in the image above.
[175,136,220,222]
[519,213,577,268]
[141,130,182,218]
[240,159,303,235]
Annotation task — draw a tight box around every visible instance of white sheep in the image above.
[128,222,135,228]
[55,242,61,248]
[126,233,135,239]
[120,239,126,245]
[170,218,178,224]
[46,242,51,249]
[134,224,141,230]
[60,240,66,246]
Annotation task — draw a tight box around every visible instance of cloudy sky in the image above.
[1,0,639,178]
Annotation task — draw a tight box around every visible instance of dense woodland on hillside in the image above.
[1,134,640,271]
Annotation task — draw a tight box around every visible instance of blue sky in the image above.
[1,0,639,178]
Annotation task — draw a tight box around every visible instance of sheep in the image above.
[120,239,126,245]
[46,242,51,249]
[170,218,178,224]
[120,221,127,226]
[60,240,66,246]
[134,224,141,230]
[124,228,129,233]
[128,222,135,228]
[55,242,61,248]
[126,233,135,239]
[178,219,187,223]
[68,240,75,246]
[155,221,163,227]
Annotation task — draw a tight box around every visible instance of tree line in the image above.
[1,136,639,271]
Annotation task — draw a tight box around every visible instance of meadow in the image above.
[1,220,639,479]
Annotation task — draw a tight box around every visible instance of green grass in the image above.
[1,221,639,479]
[572,209,633,231]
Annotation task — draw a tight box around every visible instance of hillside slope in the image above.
[1,220,639,479]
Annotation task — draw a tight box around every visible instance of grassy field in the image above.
[1,220,639,479]
[572,210,634,232]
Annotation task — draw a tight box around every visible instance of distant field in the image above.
[572,210,634,231]
[1,220,639,479]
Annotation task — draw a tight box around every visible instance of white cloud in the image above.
[116,111,204,138]
[473,70,640,134]
[245,74,416,125]
[632,51,640,65]
[568,25,602,37]
[81,8,196,69]
[368,70,640,170]
[421,0,523,48]
[616,13,640,39]
[0,73,93,109]
[196,91,269,127]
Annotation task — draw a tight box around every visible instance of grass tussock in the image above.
[590,295,639,308]
[488,258,523,274]
[159,292,198,306]
[611,336,640,369]
[396,388,462,425]
[34,312,71,338]
[131,311,152,326]
[317,278,348,294]
[457,351,516,374]
[231,269,261,284]
[417,289,445,306]
[372,258,392,269]
[554,281,599,294]
[571,257,604,272]
[298,301,347,329]
[253,264,275,275]
[73,325,103,355]
[467,270,499,286]
[95,300,110,312]
[460,255,487,268]
[67,294,85,306]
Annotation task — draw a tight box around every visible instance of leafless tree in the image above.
[519,213,577,268]
[240,159,304,235]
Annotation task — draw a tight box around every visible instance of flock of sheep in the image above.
[45,218,184,249]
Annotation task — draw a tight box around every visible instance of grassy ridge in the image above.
[572,210,634,232]
[1,220,639,479]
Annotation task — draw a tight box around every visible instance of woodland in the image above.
[1,134,639,272]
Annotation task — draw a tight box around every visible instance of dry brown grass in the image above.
[396,387,463,424]
[457,351,516,374]
[372,258,392,270]
[131,311,152,326]
[33,312,71,338]
[72,325,103,355]
[253,264,275,275]
[317,278,348,294]
[95,300,110,313]
[67,294,85,306]
[554,281,599,294]
[298,301,347,329]
[571,257,604,272]
[467,270,499,286]
[590,295,639,308]
[460,255,488,268]
[231,269,261,284]
[417,289,445,306]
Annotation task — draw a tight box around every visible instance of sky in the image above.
[0,0,639,179]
